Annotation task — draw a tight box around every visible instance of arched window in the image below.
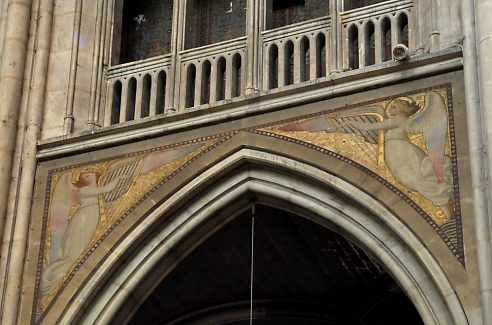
[200,60,211,105]
[300,37,310,82]
[365,21,375,66]
[348,25,359,69]
[216,57,226,101]
[381,17,392,62]
[398,13,409,47]
[268,45,279,89]
[185,64,196,108]
[126,77,137,121]
[111,80,122,125]
[231,53,242,97]
[141,74,152,118]
[156,71,166,114]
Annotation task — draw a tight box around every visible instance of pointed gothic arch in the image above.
[43,148,468,325]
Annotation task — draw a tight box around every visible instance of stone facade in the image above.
[0,0,491,324]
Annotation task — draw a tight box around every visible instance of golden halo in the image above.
[385,96,417,117]
[70,165,103,184]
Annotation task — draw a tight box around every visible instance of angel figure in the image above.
[40,143,204,301]
[283,91,454,220]
[40,169,130,297]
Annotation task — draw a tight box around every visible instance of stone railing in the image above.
[104,55,171,126]
[340,0,413,70]
[101,1,415,126]
[261,16,331,91]
[178,37,247,109]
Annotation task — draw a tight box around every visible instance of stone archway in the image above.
[53,149,467,325]
[129,203,424,324]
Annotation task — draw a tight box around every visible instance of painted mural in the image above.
[36,137,223,313]
[254,85,461,261]
[34,84,463,321]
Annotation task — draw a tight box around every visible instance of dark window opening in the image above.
[365,22,375,66]
[344,0,388,11]
[126,78,137,121]
[200,61,211,105]
[273,0,305,11]
[185,64,196,108]
[184,0,246,49]
[117,0,173,64]
[316,33,326,78]
[398,13,409,47]
[216,57,226,101]
[141,74,151,118]
[267,0,329,29]
[381,17,392,62]
[156,71,166,114]
[348,25,359,69]
[268,45,279,89]
[231,54,242,97]
[111,81,122,125]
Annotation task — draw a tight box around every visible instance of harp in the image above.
[100,159,143,220]
[334,114,381,144]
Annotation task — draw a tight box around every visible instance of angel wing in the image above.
[406,91,448,181]
[47,172,78,264]
[280,105,385,144]
[140,143,204,174]
[99,143,204,219]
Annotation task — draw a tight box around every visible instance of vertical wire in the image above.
[249,203,256,325]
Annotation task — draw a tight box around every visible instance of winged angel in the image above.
[40,144,202,299]
[283,91,454,220]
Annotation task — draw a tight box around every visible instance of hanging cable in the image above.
[249,203,256,325]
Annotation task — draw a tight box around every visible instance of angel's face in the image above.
[79,172,96,185]
[388,102,402,117]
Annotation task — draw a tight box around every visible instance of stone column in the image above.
[0,0,33,243]
[473,0,492,322]
[0,0,54,322]
[168,0,186,111]
[0,0,9,61]
[330,0,342,73]
[87,0,108,128]
[244,0,261,94]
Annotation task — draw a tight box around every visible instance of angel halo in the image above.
[385,96,421,118]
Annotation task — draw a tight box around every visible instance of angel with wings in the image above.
[40,143,204,301]
[282,91,454,220]
[39,168,131,297]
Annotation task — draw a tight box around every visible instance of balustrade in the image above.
[341,0,412,70]
[102,1,414,127]
[104,55,171,126]
[179,38,246,109]
[262,16,330,91]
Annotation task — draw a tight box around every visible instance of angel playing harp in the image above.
[40,144,203,300]
[282,91,454,220]
[39,168,131,297]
